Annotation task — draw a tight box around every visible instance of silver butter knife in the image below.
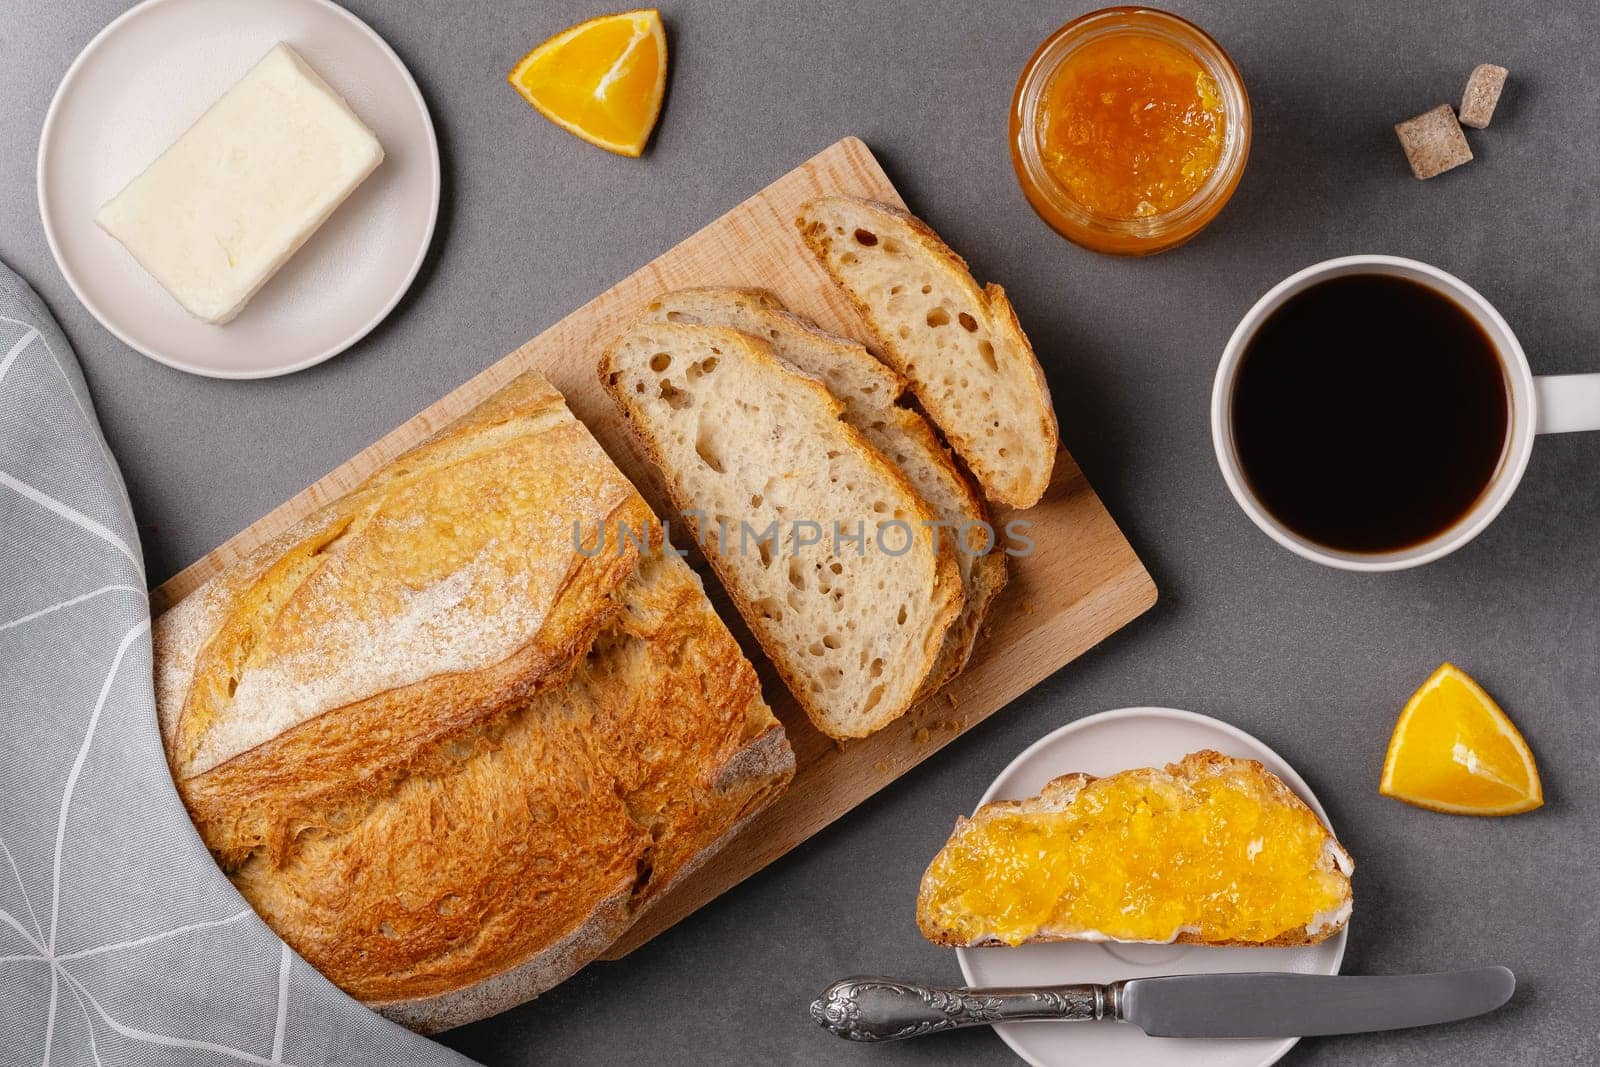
[811,968,1515,1042]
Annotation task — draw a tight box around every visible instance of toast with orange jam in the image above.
[917,751,1353,948]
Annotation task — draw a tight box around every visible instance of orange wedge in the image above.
[508,9,667,157]
[1380,663,1543,816]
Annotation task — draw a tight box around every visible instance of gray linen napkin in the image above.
[0,261,477,1066]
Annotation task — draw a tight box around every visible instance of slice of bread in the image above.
[917,751,1354,948]
[600,321,962,739]
[636,287,1006,695]
[797,197,1059,508]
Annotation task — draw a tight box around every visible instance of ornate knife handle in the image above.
[810,975,1115,1042]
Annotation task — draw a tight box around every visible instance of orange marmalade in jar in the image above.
[1011,8,1250,255]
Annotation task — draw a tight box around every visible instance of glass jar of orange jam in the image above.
[1011,7,1251,255]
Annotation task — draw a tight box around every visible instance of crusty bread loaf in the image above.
[636,287,1005,696]
[600,321,962,738]
[917,751,1354,949]
[155,372,793,1032]
[797,197,1059,508]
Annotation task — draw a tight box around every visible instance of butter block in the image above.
[96,44,384,325]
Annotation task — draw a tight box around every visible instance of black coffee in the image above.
[1231,274,1509,554]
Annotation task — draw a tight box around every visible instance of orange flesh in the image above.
[1036,34,1226,219]
[508,12,666,155]
[1380,664,1543,815]
[919,771,1347,945]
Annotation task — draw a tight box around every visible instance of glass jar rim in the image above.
[1011,6,1252,239]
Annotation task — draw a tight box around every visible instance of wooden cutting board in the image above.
[151,136,1155,959]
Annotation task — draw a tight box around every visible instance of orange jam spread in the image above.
[1036,34,1226,219]
[919,768,1348,946]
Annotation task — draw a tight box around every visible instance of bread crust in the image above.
[796,197,1060,509]
[918,750,1354,949]
[155,372,793,1031]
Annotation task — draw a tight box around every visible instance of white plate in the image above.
[956,707,1348,1067]
[37,0,439,379]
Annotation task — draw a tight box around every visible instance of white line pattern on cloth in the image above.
[0,903,44,951]
[0,836,45,944]
[49,621,150,956]
[0,313,117,476]
[44,620,148,1063]
[273,944,292,1061]
[0,585,146,633]
[0,471,142,571]
[57,909,254,962]
[0,325,37,383]
[55,964,285,1067]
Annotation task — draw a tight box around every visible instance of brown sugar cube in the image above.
[1395,105,1473,179]
[1459,64,1509,128]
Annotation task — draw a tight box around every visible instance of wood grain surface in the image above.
[149,136,1156,958]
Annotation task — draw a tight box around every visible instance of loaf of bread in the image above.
[797,197,1059,509]
[155,372,792,1032]
[600,321,962,738]
[636,288,1005,695]
[917,751,1353,949]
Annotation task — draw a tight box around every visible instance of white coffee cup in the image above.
[1211,254,1600,572]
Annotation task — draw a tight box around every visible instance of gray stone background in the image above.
[2,1,1596,1063]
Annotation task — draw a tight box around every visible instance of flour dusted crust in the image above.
[154,372,793,1032]
[918,751,1354,949]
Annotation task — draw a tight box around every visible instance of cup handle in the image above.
[1535,374,1600,435]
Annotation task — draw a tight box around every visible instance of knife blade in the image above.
[810,968,1514,1042]
[1121,967,1515,1038]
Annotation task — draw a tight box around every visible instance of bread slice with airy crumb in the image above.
[797,197,1059,508]
[600,321,962,739]
[917,750,1354,948]
[636,287,1006,695]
